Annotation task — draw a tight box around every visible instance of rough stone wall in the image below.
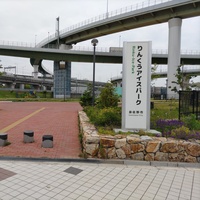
[79,111,200,163]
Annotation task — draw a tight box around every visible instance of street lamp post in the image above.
[56,17,60,49]
[35,35,37,47]
[91,38,98,106]
[106,0,109,18]
[48,32,50,48]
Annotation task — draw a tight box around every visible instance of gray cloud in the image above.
[0,0,199,84]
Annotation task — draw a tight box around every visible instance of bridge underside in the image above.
[60,1,200,45]
[0,46,199,65]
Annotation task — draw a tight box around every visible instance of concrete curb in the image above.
[0,156,199,168]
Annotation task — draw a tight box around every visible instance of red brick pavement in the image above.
[0,102,82,158]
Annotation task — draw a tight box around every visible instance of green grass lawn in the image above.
[0,90,79,102]
[151,99,179,122]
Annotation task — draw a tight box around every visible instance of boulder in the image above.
[185,143,200,157]
[131,144,145,153]
[100,137,115,148]
[140,136,153,141]
[131,152,144,160]
[98,148,107,159]
[115,138,126,149]
[85,144,99,156]
[169,153,182,162]
[107,147,116,159]
[146,141,161,153]
[116,149,126,159]
[127,135,141,144]
[121,144,131,156]
[85,135,100,144]
[153,137,167,142]
[160,141,178,153]
[155,152,168,161]
[145,153,154,161]
[184,155,197,163]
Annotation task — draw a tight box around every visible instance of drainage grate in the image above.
[0,167,17,181]
[64,167,83,175]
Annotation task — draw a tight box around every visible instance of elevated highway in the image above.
[0,0,200,98]
[0,0,199,73]
[0,44,199,65]
[38,0,200,47]
[0,74,106,90]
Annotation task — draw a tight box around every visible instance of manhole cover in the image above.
[64,167,83,175]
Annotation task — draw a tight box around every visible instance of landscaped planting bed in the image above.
[79,111,200,163]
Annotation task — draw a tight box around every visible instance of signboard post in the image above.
[122,42,152,130]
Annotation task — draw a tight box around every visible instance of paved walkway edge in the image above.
[0,156,199,168]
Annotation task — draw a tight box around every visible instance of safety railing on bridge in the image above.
[36,0,173,47]
[1,40,200,55]
[60,0,173,33]
[0,40,35,48]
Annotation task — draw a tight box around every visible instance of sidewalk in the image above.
[0,159,200,200]
[0,102,82,158]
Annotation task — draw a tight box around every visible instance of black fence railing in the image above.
[179,91,200,120]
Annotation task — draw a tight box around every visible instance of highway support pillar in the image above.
[33,65,39,79]
[53,61,71,98]
[20,83,24,90]
[167,18,182,99]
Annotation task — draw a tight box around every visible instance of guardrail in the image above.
[36,0,173,47]
[1,40,200,55]
[60,0,173,33]
[0,40,35,48]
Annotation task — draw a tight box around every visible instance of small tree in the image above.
[151,64,160,81]
[96,82,119,108]
[80,84,93,107]
[170,64,195,93]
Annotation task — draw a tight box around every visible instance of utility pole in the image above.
[56,17,60,49]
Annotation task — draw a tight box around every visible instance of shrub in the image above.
[171,126,200,140]
[181,114,200,130]
[85,107,121,127]
[156,119,184,134]
[96,83,119,108]
[80,84,93,106]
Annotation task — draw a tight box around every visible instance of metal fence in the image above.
[179,91,200,120]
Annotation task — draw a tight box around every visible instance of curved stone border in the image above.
[79,111,200,163]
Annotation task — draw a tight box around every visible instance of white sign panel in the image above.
[122,42,151,130]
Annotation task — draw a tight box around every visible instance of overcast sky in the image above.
[0,0,200,86]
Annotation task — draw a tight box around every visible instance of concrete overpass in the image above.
[0,45,199,65]
[1,0,200,98]
[37,0,200,46]
[0,73,106,92]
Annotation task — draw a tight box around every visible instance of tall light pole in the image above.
[91,38,98,106]
[48,32,50,48]
[56,17,60,49]
[35,35,37,47]
[106,0,109,18]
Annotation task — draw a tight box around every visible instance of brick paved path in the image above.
[0,102,82,158]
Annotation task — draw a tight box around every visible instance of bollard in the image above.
[0,133,8,147]
[42,135,53,148]
[24,130,34,143]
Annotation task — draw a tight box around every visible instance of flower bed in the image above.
[79,111,200,163]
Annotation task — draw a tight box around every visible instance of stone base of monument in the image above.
[114,129,161,136]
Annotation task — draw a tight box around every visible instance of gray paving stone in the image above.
[0,160,199,200]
